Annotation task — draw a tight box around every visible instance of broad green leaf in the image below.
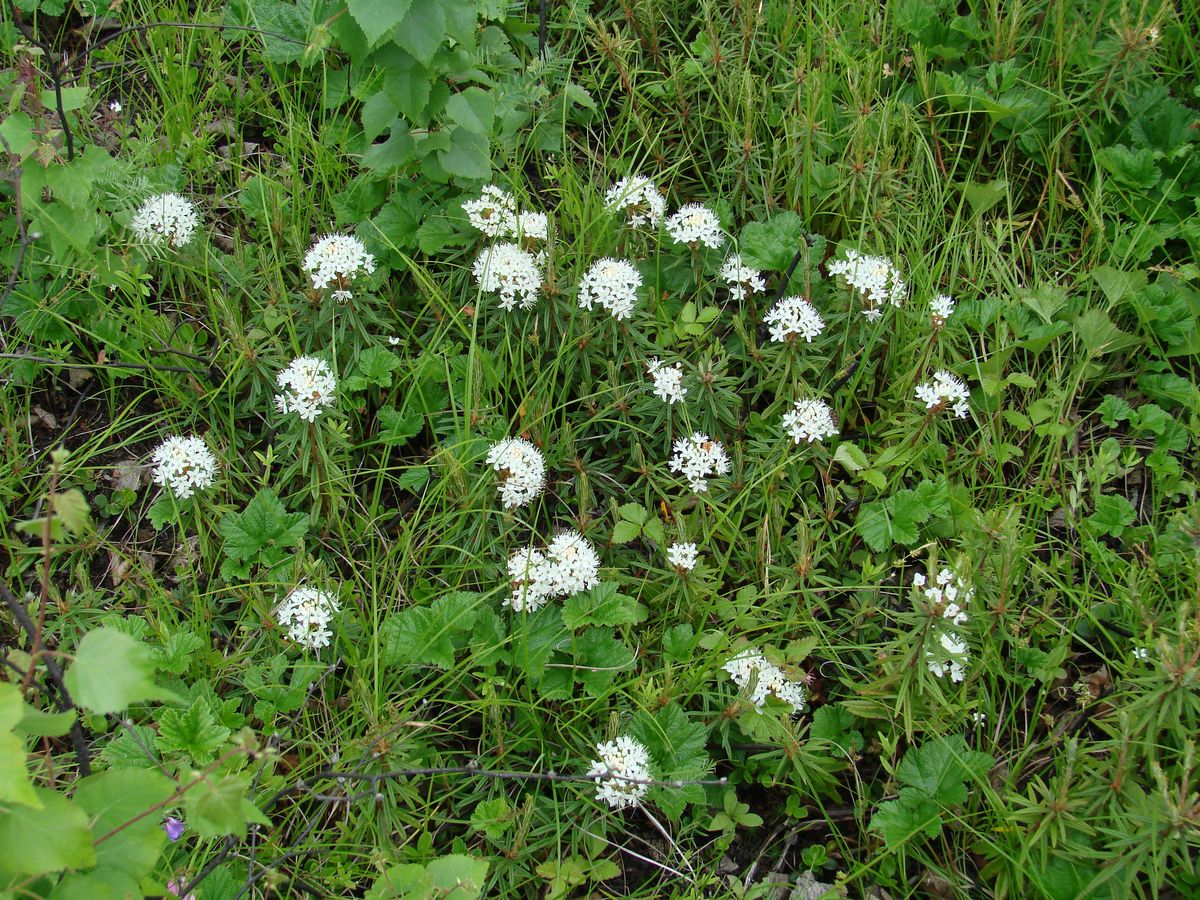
[347,0,413,44]
[572,628,634,696]
[64,628,175,715]
[960,179,1007,216]
[810,705,863,755]
[50,865,141,899]
[425,855,489,898]
[869,793,942,848]
[445,87,495,135]
[1087,495,1136,538]
[73,769,174,879]
[219,488,308,562]
[616,502,648,525]
[510,607,567,680]
[0,787,95,876]
[0,683,41,807]
[737,212,806,271]
[561,583,642,630]
[16,702,76,739]
[438,127,491,180]
[184,773,270,839]
[854,501,893,552]
[896,734,993,807]
[469,797,512,841]
[610,520,641,544]
[1091,266,1147,304]
[0,112,35,158]
[394,0,447,65]
[362,91,399,142]
[377,406,423,446]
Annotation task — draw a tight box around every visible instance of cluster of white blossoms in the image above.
[930,293,955,327]
[604,175,666,228]
[763,295,825,343]
[485,438,546,508]
[275,355,337,422]
[665,202,723,249]
[827,250,907,320]
[463,184,519,237]
[463,185,550,245]
[666,541,699,573]
[720,253,766,301]
[506,531,601,612]
[669,432,731,493]
[302,234,376,301]
[275,585,340,651]
[914,568,972,682]
[915,369,970,419]
[150,435,218,499]
[587,735,653,809]
[782,398,839,444]
[646,358,686,404]
[131,193,200,248]
[472,242,544,310]
[723,647,807,713]
[578,257,642,320]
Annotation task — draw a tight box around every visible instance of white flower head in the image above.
[486,438,546,509]
[504,531,601,612]
[150,435,218,499]
[669,432,731,493]
[782,398,838,444]
[545,530,602,597]
[587,735,652,809]
[931,293,955,327]
[827,250,907,318]
[665,203,723,249]
[646,358,686,405]
[516,211,548,242]
[604,175,665,228]
[723,647,806,713]
[720,253,766,301]
[463,185,518,238]
[506,547,555,613]
[275,355,337,422]
[763,295,825,343]
[130,193,200,248]
[916,567,971,682]
[666,542,698,573]
[578,257,641,320]
[276,585,340,651]
[473,242,543,310]
[108,100,121,114]
[926,631,969,682]
[303,234,376,300]
[1132,646,1150,662]
[915,370,970,419]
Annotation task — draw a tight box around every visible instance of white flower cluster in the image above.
[506,531,601,612]
[485,438,546,508]
[473,242,543,310]
[931,293,955,327]
[587,735,652,809]
[782,398,838,444]
[276,585,339,651]
[578,258,641,320]
[604,175,666,228]
[914,568,972,682]
[915,369,970,419]
[131,193,200,248]
[723,647,806,714]
[720,253,766,301]
[275,355,337,422]
[669,432,731,493]
[463,185,549,244]
[463,184,518,237]
[150,435,218,499]
[303,234,376,301]
[763,295,825,343]
[666,542,698,572]
[646,358,686,404]
[665,203,723,249]
[827,250,907,320]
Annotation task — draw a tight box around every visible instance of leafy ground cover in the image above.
[2,0,1199,897]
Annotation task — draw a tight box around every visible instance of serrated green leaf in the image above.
[561,583,641,629]
[378,406,423,446]
[662,624,694,662]
[854,501,893,552]
[610,520,641,544]
[219,488,308,563]
[869,793,942,848]
[510,606,566,680]
[380,592,480,669]
[347,0,413,44]
[155,630,204,675]
[445,87,495,135]
[897,734,993,806]
[99,724,159,769]
[616,502,648,524]
[1088,494,1136,537]
[810,705,863,755]
[184,773,270,840]
[438,127,492,180]
[64,628,176,715]
[469,797,512,841]
[394,0,447,65]
[155,697,232,765]
[16,702,76,739]
[572,627,634,696]
[0,683,40,807]
[738,212,806,271]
